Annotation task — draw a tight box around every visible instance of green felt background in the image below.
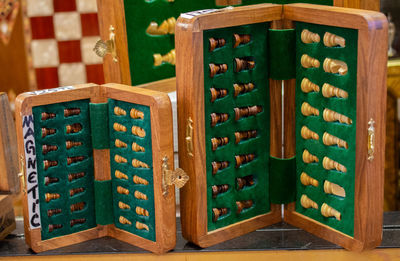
[108,99,155,242]
[294,22,358,236]
[90,103,110,150]
[94,180,114,225]
[269,29,296,80]
[33,100,96,240]
[204,23,271,232]
[269,156,296,204]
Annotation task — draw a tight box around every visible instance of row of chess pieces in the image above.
[210,105,262,127]
[212,199,254,222]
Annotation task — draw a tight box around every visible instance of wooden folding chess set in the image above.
[176,3,387,250]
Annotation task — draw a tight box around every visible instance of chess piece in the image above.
[134,190,148,200]
[117,186,129,195]
[235,153,255,167]
[233,83,254,97]
[113,123,127,132]
[323,109,352,125]
[64,108,81,117]
[301,54,320,68]
[119,216,132,225]
[210,113,229,127]
[114,106,126,116]
[115,170,128,180]
[118,201,130,209]
[70,218,86,227]
[324,180,346,197]
[323,32,345,47]
[235,130,257,143]
[301,126,319,140]
[45,176,59,185]
[322,132,348,149]
[236,200,253,214]
[70,202,85,212]
[321,83,348,99]
[44,160,58,170]
[300,172,319,187]
[146,17,176,35]
[209,63,228,77]
[322,157,347,173]
[66,141,82,149]
[301,78,320,93]
[233,33,251,48]
[45,193,60,202]
[235,58,255,72]
[69,187,84,196]
[136,221,149,231]
[41,112,56,120]
[212,161,229,174]
[301,102,319,116]
[211,137,229,151]
[212,184,229,198]
[68,172,85,182]
[132,142,145,152]
[210,87,228,102]
[234,105,262,121]
[236,175,254,190]
[209,37,226,51]
[321,203,341,220]
[132,159,149,168]
[115,154,127,163]
[42,128,56,138]
[136,206,149,216]
[300,194,318,209]
[154,49,175,66]
[67,156,85,165]
[133,175,149,185]
[301,29,320,43]
[130,108,144,119]
[48,224,62,232]
[323,58,348,75]
[131,126,146,137]
[47,208,61,217]
[302,149,318,163]
[115,139,127,148]
[66,123,82,134]
[212,208,228,222]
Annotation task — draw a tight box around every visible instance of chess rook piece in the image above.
[70,187,84,196]
[115,139,127,148]
[132,158,150,168]
[233,33,251,48]
[68,172,85,182]
[301,78,320,93]
[133,175,149,185]
[134,190,148,200]
[146,17,176,35]
[301,126,319,140]
[321,83,348,99]
[66,141,82,149]
[236,200,253,214]
[154,49,175,66]
[212,208,228,222]
[45,176,59,186]
[233,83,255,97]
[64,108,81,117]
[132,142,145,152]
[301,102,319,117]
[211,137,229,151]
[235,153,255,167]
[136,206,149,216]
[67,156,85,165]
[321,203,341,220]
[323,32,345,47]
[70,202,85,212]
[235,58,255,72]
[210,113,229,127]
[234,105,262,121]
[236,175,254,190]
[44,160,58,170]
[47,208,61,217]
[119,216,132,225]
[42,128,56,138]
[301,29,320,43]
[300,194,318,209]
[210,87,228,102]
[322,157,347,173]
[211,161,229,174]
[212,184,229,198]
[323,108,352,125]
[130,108,144,119]
[113,123,127,132]
[70,218,86,227]
[41,112,56,120]
[66,123,82,134]
[209,37,226,51]
[45,193,60,202]
[118,201,130,209]
[323,132,348,149]
[209,63,228,77]
[48,224,62,233]
[324,180,346,197]
[301,54,320,68]
[131,126,146,137]
[117,186,129,195]
[302,149,319,163]
[115,154,127,163]
[136,221,149,231]
[300,172,319,187]
[114,106,126,116]
[115,170,128,180]
[235,130,257,144]
[323,58,348,75]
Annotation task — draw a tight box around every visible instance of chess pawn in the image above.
[48,224,62,232]
[133,175,149,185]
[301,78,320,93]
[321,203,341,220]
[117,186,129,195]
[136,206,149,216]
[237,175,254,190]
[233,33,251,48]
[210,87,228,102]
[131,126,146,137]
[212,208,228,222]
[42,128,56,138]
[114,106,126,116]
[301,102,319,116]
[44,160,58,170]
[322,157,347,173]
[153,49,176,66]
[41,112,56,120]
[47,208,61,217]
[211,161,229,174]
[233,83,254,97]
[209,63,228,77]
[210,113,229,127]
[323,109,352,125]
[212,184,229,198]
[45,176,59,185]
[130,108,144,119]
[136,221,149,231]
[113,123,127,132]
[64,108,81,117]
[68,172,85,181]
[132,142,145,152]
[323,32,345,47]
[209,37,226,51]
[323,180,346,197]
[301,126,319,140]
[235,153,255,167]
[300,172,319,187]
[323,58,348,75]
[211,137,229,151]
[119,216,132,225]
[236,200,253,214]
[67,156,85,165]
[118,201,130,209]
[300,194,318,209]
[235,58,255,72]
[66,123,82,134]
[301,29,320,43]
[322,132,348,149]
[66,141,82,149]
[115,139,127,148]
[70,218,86,227]
[134,190,148,200]
[70,202,85,212]
[301,54,320,68]
[132,159,149,168]
[235,130,257,143]
[115,170,128,180]
[302,149,319,163]
[115,154,127,163]
[70,187,84,196]
[45,193,60,202]
[321,83,348,99]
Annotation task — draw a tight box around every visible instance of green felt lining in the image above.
[94,180,114,225]
[90,103,110,150]
[294,22,357,237]
[269,156,296,204]
[269,29,296,80]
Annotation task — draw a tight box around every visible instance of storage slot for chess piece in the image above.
[70,187,84,197]
[300,194,318,209]
[301,78,320,93]
[136,221,149,231]
[154,49,175,66]
[236,175,254,190]
[42,128,56,138]
[132,126,146,137]
[130,108,144,119]
[119,216,132,225]
[212,184,229,198]
[113,123,127,132]
[321,203,341,220]
[41,112,56,120]
[212,161,229,174]
[301,54,320,68]
[212,208,228,222]
[301,29,320,44]
[136,206,149,217]
[301,102,319,117]
[235,153,255,167]
[321,83,348,99]
[45,176,59,186]
[45,193,60,202]
[67,156,85,165]
[132,142,145,152]
[234,105,262,121]
[209,37,226,51]
[70,218,86,227]
[47,208,61,217]
[118,201,130,210]
[146,17,176,35]
[236,200,253,214]
[44,160,58,170]
[302,150,318,163]
[134,191,148,200]
[323,132,348,149]
[323,58,348,75]
[115,155,127,164]
[301,126,319,140]
[209,63,228,78]
[233,83,254,97]
[64,108,81,117]
[115,170,128,180]
[323,108,352,125]
[66,141,82,149]
[211,137,229,151]
[233,33,250,48]
[117,186,129,195]
[133,175,149,185]
[324,180,346,197]
[210,87,228,102]
[235,58,255,72]
[48,224,62,232]
[66,123,82,134]
[115,139,127,148]
[210,113,228,127]
[300,172,319,187]
[70,202,85,213]
[235,130,257,144]
[132,159,149,168]
[322,157,347,173]
[323,32,345,47]
[68,172,85,182]
[114,106,126,116]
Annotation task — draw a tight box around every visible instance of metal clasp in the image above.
[186,117,193,157]
[93,25,117,62]
[18,155,26,193]
[162,156,189,196]
[367,118,375,161]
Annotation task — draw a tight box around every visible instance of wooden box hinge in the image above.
[162,156,189,196]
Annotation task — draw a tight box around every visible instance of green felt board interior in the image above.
[269,156,296,204]
[269,29,296,80]
[108,99,155,242]
[204,23,271,232]
[33,100,96,240]
[94,180,114,225]
[90,103,110,150]
[294,22,358,236]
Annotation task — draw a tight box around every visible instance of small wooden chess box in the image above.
[176,3,387,250]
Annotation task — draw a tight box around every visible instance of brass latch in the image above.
[93,25,117,62]
[186,117,193,157]
[367,118,375,161]
[18,155,26,193]
[162,156,189,196]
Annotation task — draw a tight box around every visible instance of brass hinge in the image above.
[93,25,117,62]
[367,118,375,161]
[162,156,189,196]
[186,117,193,157]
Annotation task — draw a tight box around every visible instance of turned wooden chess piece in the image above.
[234,105,262,121]
[235,130,257,143]
[322,157,347,173]
[45,193,60,202]
[323,32,346,47]
[212,161,229,174]
[68,172,85,181]
[132,126,146,137]
[64,108,81,117]
[209,37,226,51]
[66,141,82,149]
[70,218,86,227]
[237,176,254,190]
[323,180,346,197]
[66,123,82,134]
[323,58,348,75]
[323,108,352,125]
[48,224,62,232]
[300,172,319,187]
[209,63,228,77]
[235,58,255,72]
[301,102,319,116]
[301,126,319,140]
[133,175,149,185]
[321,203,341,220]
[210,87,228,102]
[300,194,318,209]
[136,206,149,216]
[236,200,253,214]
[132,158,149,168]
[47,208,61,217]
[301,54,320,68]
[70,202,85,212]
[118,201,130,209]
[115,139,127,148]
[136,221,149,231]
[153,49,175,66]
[302,149,318,163]
[322,132,348,149]
[117,186,129,195]
[132,142,145,152]
[321,83,348,99]
[134,190,148,200]
[146,17,176,35]
[45,176,59,185]
[212,184,229,198]
[113,123,127,132]
[43,160,58,170]
[67,156,85,165]
[210,113,229,126]
[42,127,56,138]
[115,170,128,180]
[212,207,228,222]
[114,106,126,116]
[301,29,320,43]
[41,112,56,120]
[233,83,254,97]
[301,78,320,93]
[235,153,255,167]
[69,187,84,196]
[233,33,251,48]
[119,216,132,225]
[211,137,229,151]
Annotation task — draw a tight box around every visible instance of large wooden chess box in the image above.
[176,3,387,250]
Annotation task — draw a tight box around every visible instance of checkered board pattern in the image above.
[26,0,104,89]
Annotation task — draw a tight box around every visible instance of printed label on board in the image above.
[181,9,220,19]
[22,115,41,229]
[27,86,74,96]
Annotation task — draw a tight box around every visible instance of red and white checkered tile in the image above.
[27,0,104,89]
